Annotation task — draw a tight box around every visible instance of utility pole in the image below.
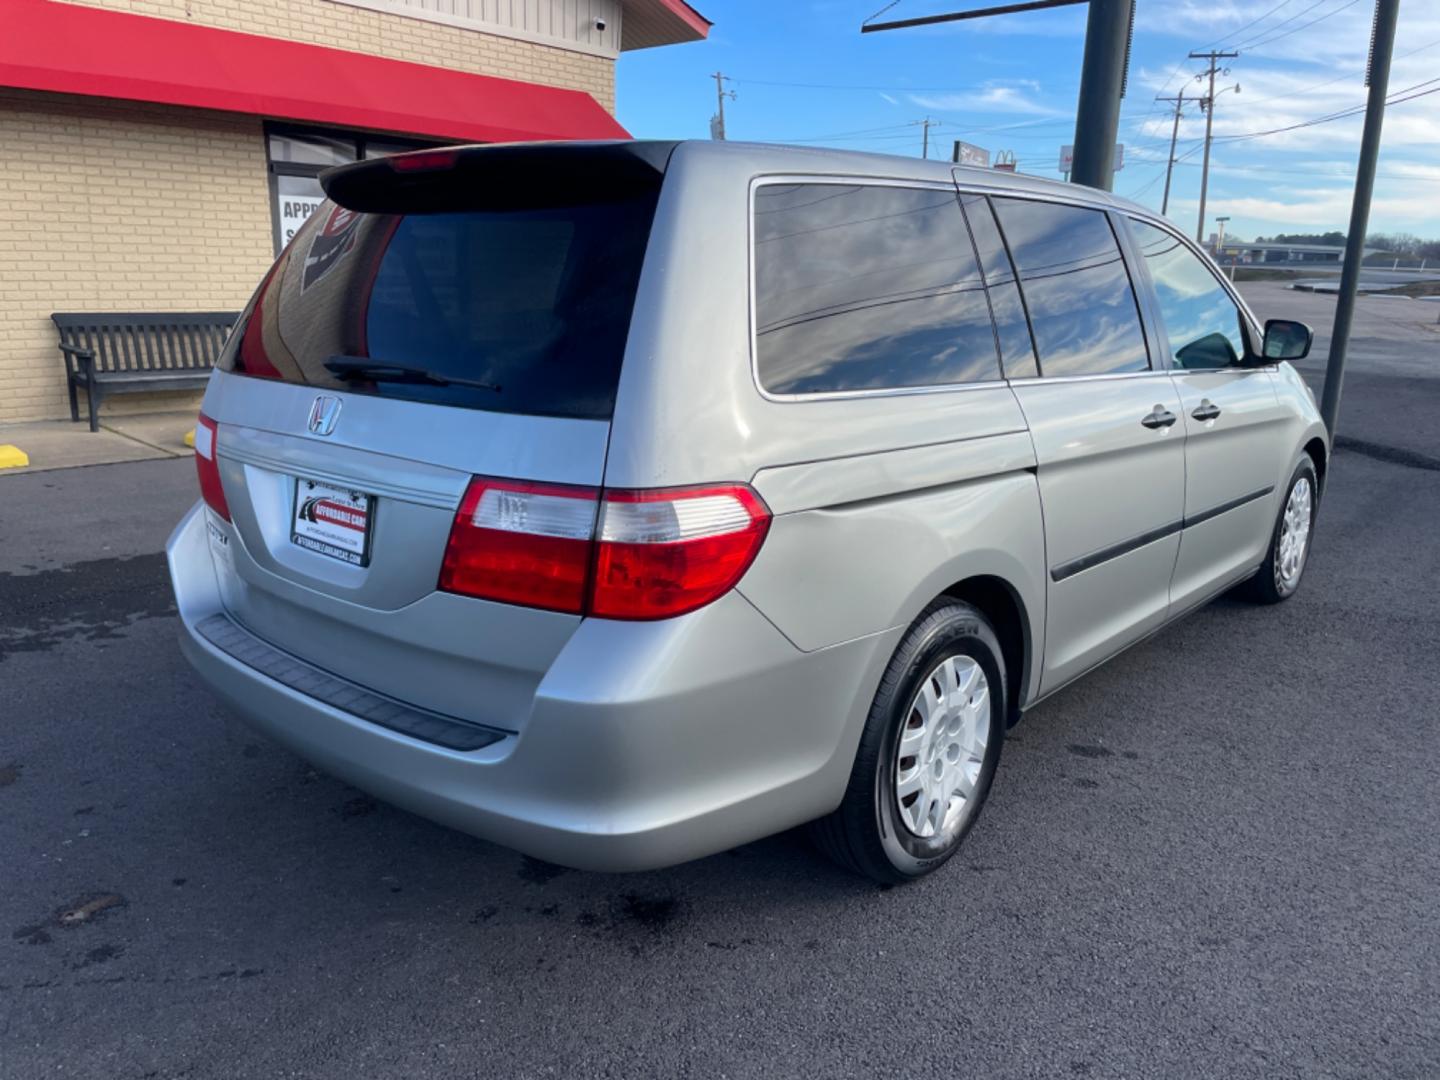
[1156,88,1184,216]
[1070,0,1134,191]
[1322,0,1400,436]
[918,117,939,159]
[710,71,735,140]
[860,0,1130,188]
[1190,49,1238,243]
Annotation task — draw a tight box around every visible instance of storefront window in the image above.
[265,125,442,252]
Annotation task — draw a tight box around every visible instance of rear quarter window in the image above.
[752,183,1001,395]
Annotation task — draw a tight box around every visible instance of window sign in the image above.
[265,125,444,254]
[275,174,327,251]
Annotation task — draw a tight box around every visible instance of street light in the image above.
[1216,215,1232,279]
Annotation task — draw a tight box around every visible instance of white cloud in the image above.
[909,80,1059,116]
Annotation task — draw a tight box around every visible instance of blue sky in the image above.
[616,0,1440,241]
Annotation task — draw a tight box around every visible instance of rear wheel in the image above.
[811,600,1006,884]
[1245,456,1318,604]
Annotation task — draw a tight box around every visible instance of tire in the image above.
[1245,456,1319,605]
[811,599,1006,885]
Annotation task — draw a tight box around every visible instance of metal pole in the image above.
[1322,0,1401,436]
[1069,0,1132,191]
[1158,89,1183,216]
[922,118,931,159]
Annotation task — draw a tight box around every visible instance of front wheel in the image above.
[1245,456,1318,604]
[810,600,1006,884]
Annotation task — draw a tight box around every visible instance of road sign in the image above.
[1061,143,1123,173]
[951,140,991,168]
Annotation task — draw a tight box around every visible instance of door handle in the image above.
[1141,406,1178,429]
[1192,400,1222,422]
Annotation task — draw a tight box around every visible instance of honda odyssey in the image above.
[167,140,1327,883]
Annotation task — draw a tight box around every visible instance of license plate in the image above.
[291,479,374,566]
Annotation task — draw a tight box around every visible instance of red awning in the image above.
[0,0,629,143]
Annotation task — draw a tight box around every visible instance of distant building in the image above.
[0,0,708,423]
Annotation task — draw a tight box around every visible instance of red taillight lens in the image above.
[193,413,230,522]
[439,479,598,615]
[591,486,770,620]
[438,480,771,620]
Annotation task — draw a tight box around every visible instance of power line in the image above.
[1213,77,1440,142]
[1206,0,1298,48]
[1232,0,1340,49]
[1225,34,1440,109]
[1164,159,1440,183]
[1239,0,1364,52]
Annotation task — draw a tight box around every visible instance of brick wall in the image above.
[0,1,617,423]
[63,0,615,111]
[0,90,274,423]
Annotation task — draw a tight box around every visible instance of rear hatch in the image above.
[197,142,674,732]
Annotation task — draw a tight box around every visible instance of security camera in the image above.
[594,16,607,31]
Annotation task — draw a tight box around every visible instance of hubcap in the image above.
[893,655,990,839]
[1276,476,1313,592]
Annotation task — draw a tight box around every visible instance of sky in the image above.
[615,0,1440,242]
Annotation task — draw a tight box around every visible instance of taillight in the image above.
[193,413,230,522]
[438,479,770,620]
[591,486,770,619]
[439,479,598,614]
[390,148,460,172]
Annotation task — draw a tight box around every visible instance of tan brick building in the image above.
[0,0,708,423]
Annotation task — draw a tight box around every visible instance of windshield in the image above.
[220,187,660,420]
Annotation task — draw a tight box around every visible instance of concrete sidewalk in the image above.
[0,411,194,475]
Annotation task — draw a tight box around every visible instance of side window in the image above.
[753,183,1000,395]
[1129,219,1247,369]
[992,198,1150,377]
[959,193,1039,380]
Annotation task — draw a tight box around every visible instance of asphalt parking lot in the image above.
[3,288,1438,1079]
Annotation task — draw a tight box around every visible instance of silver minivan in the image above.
[168,140,1327,883]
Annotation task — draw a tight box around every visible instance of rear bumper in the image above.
[168,503,899,871]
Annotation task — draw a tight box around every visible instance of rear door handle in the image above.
[1141,406,1178,429]
[1192,400,1222,422]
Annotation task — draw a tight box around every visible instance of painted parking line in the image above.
[0,444,29,469]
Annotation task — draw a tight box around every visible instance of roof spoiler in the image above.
[321,141,679,214]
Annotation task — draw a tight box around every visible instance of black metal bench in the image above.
[52,312,238,431]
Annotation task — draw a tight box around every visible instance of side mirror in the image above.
[1261,319,1313,362]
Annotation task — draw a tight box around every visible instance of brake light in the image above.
[193,413,230,521]
[439,479,598,614]
[438,479,770,620]
[390,149,460,173]
[591,486,770,619]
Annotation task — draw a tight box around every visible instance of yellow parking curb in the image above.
[183,428,195,449]
[0,444,30,469]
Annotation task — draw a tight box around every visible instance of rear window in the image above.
[221,173,660,420]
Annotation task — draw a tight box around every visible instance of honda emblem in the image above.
[307,396,342,436]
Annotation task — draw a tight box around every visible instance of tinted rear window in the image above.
[753,183,1001,395]
[222,188,659,420]
[992,197,1150,378]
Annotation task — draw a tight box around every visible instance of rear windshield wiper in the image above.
[323,356,501,393]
